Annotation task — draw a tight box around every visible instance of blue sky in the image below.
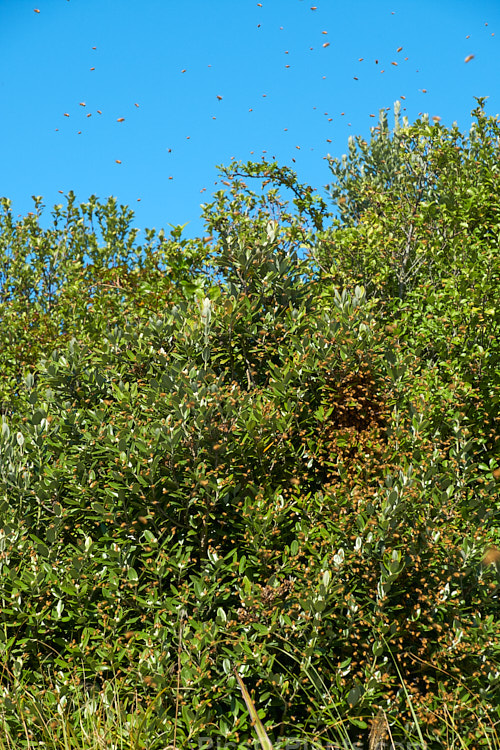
[1,0,498,239]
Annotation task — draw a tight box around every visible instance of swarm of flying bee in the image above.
[29,1,490,206]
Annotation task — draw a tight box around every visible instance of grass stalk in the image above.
[173,617,184,750]
[233,668,274,750]
[383,637,427,749]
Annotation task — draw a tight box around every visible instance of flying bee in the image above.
[482,547,500,566]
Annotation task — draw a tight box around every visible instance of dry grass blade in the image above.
[383,638,427,750]
[233,668,274,750]
[173,618,185,750]
[369,708,389,750]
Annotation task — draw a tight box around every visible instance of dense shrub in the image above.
[0,100,499,747]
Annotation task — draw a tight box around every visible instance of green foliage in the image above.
[319,97,500,301]
[325,100,414,227]
[0,101,499,747]
[0,193,211,418]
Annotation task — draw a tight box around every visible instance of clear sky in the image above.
[1,0,498,239]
